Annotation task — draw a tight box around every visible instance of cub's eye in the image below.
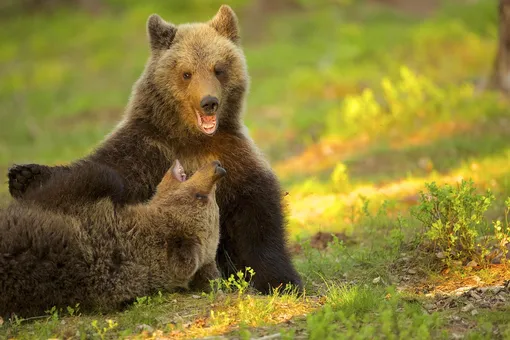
[183,72,192,80]
[195,193,208,201]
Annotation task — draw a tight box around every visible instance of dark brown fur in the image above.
[0,161,223,318]
[7,5,301,293]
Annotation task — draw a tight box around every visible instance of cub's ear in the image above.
[209,5,240,44]
[147,14,177,50]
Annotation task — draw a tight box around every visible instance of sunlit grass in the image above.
[168,293,319,339]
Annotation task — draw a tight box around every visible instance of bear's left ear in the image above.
[147,14,177,51]
[209,5,240,44]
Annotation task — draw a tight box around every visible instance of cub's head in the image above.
[146,5,248,136]
[153,159,226,222]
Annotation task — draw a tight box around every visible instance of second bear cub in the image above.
[0,160,225,318]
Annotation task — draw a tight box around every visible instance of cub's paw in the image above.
[189,262,221,293]
[8,164,43,198]
[167,236,201,281]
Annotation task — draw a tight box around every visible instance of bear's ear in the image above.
[147,14,177,51]
[209,5,240,44]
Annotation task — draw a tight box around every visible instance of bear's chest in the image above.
[179,155,219,177]
[156,133,251,195]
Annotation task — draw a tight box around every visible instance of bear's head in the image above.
[148,160,225,285]
[153,159,226,224]
[145,5,248,137]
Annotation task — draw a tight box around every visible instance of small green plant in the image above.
[207,267,256,301]
[133,295,152,307]
[132,291,166,307]
[45,306,62,322]
[412,180,495,266]
[66,303,80,317]
[91,319,118,340]
[228,267,255,294]
[8,315,25,331]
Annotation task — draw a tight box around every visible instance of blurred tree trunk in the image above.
[488,0,510,94]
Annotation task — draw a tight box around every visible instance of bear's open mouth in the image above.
[195,110,218,135]
[171,159,187,182]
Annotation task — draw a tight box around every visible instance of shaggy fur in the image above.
[7,5,301,293]
[0,161,224,318]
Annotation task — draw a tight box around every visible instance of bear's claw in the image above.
[8,164,44,199]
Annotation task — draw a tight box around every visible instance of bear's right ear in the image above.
[209,5,240,44]
[147,14,177,51]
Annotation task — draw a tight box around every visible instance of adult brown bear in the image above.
[8,5,301,293]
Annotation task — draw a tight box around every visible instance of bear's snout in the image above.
[200,95,219,115]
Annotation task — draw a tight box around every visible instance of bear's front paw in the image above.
[8,164,43,199]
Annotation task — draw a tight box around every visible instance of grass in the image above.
[1,0,510,338]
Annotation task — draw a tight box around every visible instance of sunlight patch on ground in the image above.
[408,264,510,296]
[287,174,463,235]
[275,120,473,180]
[286,149,510,237]
[161,295,320,340]
[275,136,370,180]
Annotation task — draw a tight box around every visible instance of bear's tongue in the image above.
[198,114,217,135]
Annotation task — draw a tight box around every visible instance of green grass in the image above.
[1,0,510,338]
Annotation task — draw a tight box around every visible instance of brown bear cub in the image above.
[0,160,225,318]
[8,5,301,293]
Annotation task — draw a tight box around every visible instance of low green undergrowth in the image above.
[413,180,510,268]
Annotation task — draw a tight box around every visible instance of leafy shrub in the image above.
[412,180,510,267]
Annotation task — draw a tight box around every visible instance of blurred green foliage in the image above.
[0,0,501,164]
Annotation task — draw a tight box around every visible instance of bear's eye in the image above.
[183,72,192,80]
[214,66,226,78]
[195,193,208,201]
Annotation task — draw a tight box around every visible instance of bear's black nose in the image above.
[200,96,219,115]
[215,166,226,178]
